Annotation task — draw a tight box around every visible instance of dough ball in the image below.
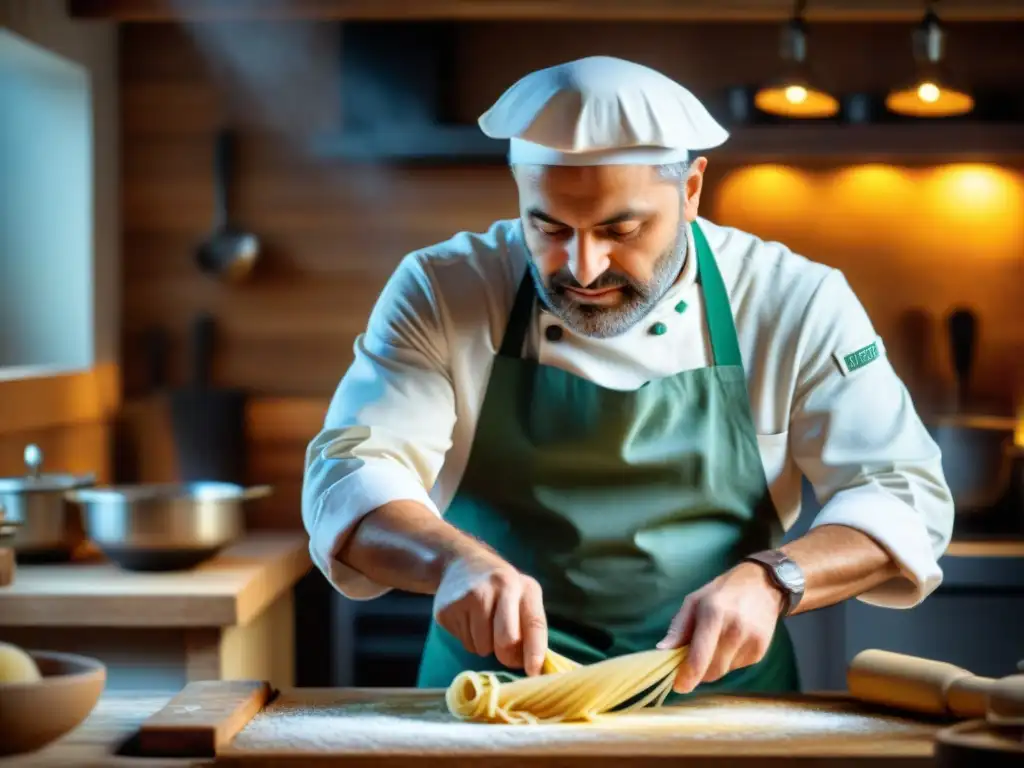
[0,642,42,684]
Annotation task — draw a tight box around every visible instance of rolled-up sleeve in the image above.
[303,252,456,600]
[788,270,954,609]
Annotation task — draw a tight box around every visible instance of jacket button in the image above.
[545,325,564,342]
[650,322,668,336]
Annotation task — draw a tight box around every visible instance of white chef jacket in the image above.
[302,216,954,609]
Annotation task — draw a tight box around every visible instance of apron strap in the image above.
[691,221,744,369]
[499,222,744,370]
[499,268,537,358]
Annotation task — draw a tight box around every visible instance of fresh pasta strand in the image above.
[445,646,689,725]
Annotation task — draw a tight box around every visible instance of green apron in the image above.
[416,221,800,699]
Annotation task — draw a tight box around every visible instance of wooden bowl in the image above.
[0,650,106,756]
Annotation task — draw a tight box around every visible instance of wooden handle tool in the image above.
[985,674,1024,726]
[847,649,1024,723]
[138,680,273,757]
[0,547,13,587]
[935,676,1024,768]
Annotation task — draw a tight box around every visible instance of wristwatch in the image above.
[743,550,805,617]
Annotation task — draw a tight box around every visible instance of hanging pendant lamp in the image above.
[754,0,839,119]
[886,2,973,118]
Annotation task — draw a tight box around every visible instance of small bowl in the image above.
[0,650,106,756]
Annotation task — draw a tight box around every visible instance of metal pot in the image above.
[66,481,272,571]
[0,445,96,561]
[928,414,1017,513]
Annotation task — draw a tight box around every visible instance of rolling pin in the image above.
[847,649,1024,723]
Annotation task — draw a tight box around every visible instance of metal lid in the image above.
[0,518,20,540]
[0,501,22,537]
[0,444,96,493]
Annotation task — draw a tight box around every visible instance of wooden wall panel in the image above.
[114,396,325,530]
[120,20,1024,398]
[702,161,1024,417]
[68,0,1024,22]
[120,20,1024,527]
[0,422,113,486]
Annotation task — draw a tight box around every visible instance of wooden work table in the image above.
[0,533,311,691]
[0,686,949,768]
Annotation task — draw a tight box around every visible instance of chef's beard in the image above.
[527,224,688,339]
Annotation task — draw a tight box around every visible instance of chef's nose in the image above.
[567,233,611,288]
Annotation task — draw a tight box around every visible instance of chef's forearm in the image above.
[778,523,901,615]
[336,500,483,595]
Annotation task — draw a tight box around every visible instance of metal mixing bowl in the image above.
[66,482,272,571]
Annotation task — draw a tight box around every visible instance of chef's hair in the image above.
[654,161,691,183]
[508,160,690,183]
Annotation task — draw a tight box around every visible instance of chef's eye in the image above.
[606,222,641,238]
[537,223,568,237]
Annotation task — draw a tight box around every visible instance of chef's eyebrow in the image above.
[527,208,644,227]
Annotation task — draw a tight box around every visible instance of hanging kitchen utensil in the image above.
[168,313,248,484]
[948,308,977,411]
[195,128,260,283]
[928,307,1018,534]
[0,445,94,562]
[115,326,176,484]
[144,324,170,395]
[894,308,935,414]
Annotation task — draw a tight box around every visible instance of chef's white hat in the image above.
[478,56,729,166]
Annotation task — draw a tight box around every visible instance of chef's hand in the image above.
[656,562,784,693]
[434,548,548,676]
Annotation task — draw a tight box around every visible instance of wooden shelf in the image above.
[300,19,1024,165]
[67,0,1024,22]
[711,122,1024,162]
[310,122,1024,164]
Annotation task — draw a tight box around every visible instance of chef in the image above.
[302,56,954,697]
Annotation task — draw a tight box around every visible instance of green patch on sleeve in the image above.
[834,337,884,376]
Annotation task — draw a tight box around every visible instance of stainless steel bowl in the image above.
[0,445,95,561]
[928,414,1017,513]
[66,481,272,571]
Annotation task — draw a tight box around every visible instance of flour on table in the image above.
[228,692,925,754]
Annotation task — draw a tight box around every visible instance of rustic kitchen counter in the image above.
[945,539,1024,557]
[0,686,947,768]
[0,532,311,690]
[0,691,199,768]
[937,538,1024,590]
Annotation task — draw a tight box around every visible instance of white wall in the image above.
[0,28,91,370]
[0,0,119,371]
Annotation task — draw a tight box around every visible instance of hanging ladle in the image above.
[195,128,260,283]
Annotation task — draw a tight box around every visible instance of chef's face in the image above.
[514,160,706,338]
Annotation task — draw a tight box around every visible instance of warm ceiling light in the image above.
[756,78,839,118]
[754,1,839,119]
[886,4,974,118]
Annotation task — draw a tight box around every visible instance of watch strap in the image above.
[744,550,804,617]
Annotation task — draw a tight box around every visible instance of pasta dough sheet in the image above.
[446,647,687,724]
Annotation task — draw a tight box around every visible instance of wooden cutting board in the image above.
[138,682,945,766]
[934,719,1024,767]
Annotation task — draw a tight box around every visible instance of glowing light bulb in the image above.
[917,82,940,103]
[785,85,808,104]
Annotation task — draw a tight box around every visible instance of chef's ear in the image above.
[682,157,708,222]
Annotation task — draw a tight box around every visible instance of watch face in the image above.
[777,561,804,587]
